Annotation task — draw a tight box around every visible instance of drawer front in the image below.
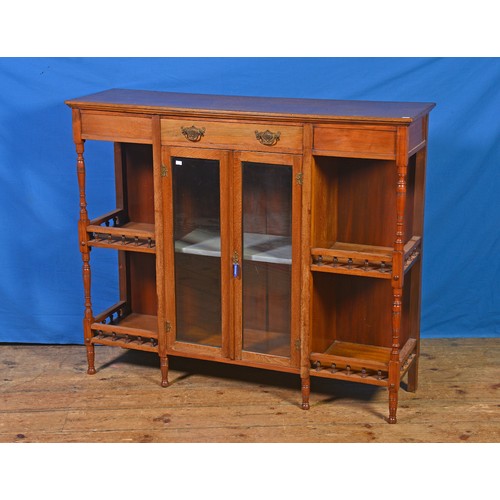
[313,125,396,159]
[161,118,303,153]
[80,112,152,143]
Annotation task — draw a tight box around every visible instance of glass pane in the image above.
[242,162,292,357]
[172,157,221,347]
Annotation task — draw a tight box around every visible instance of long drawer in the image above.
[161,118,303,153]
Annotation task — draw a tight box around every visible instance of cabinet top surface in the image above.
[66,88,435,124]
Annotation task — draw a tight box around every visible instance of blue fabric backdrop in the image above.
[0,57,498,343]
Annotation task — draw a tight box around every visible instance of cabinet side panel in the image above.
[122,143,155,224]
[128,253,157,316]
[311,273,337,353]
[337,158,397,247]
[405,154,416,240]
[311,156,338,248]
[400,269,412,348]
[311,273,418,360]
[408,118,425,155]
[334,275,393,348]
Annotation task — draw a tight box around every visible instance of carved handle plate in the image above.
[181,125,205,142]
[255,129,281,146]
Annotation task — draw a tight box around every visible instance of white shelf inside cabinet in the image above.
[175,228,291,265]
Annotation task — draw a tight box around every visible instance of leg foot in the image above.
[388,383,398,424]
[301,376,310,410]
[86,344,96,375]
[160,355,169,387]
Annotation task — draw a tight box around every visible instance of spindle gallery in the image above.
[66,89,434,423]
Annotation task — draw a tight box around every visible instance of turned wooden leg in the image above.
[301,376,310,410]
[160,356,169,387]
[76,138,95,377]
[86,343,96,375]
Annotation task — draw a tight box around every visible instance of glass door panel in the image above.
[172,156,222,348]
[242,162,292,357]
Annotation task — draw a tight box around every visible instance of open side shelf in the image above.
[310,338,417,387]
[311,242,393,278]
[91,300,158,352]
[87,209,156,253]
[310,236,421,279]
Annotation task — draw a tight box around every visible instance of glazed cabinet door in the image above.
[162,147,231,358]
[233,152,302,368]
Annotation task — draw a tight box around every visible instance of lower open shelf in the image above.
[310,338,417,387]
[91,301,158,352]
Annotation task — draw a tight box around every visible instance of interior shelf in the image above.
[175,228,292,265]
[90,301,158,352]
[87,209,156,253]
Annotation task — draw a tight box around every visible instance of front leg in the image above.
[160,355,169,387]
[301,376,310,410]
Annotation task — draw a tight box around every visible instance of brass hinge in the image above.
[296,172,303,185]
[165,321,171,333]
[161,164,168,177]
[294,339,301,350]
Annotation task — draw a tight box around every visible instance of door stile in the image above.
[219,149,232,359]
[152,116,169,386]
[290,154,303,368]
[161,145,176,350]
[300,124,313,408]
[232,151,244,360]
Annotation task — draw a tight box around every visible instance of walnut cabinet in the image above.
[66,89,434,423]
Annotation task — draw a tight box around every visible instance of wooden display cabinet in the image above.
[66,89,434,423]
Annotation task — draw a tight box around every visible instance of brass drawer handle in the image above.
[181,125,205,142]
[255,129,281,146]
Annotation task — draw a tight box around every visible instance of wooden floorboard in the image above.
[0,339,498,443]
